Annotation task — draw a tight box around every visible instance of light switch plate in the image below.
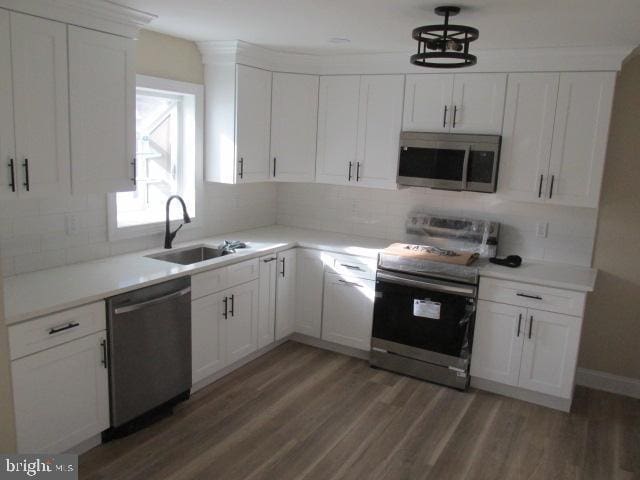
[536,222,548,238]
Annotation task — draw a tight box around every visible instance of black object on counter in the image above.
[489,255,522,268]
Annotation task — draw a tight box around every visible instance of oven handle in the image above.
[376,271,476,298]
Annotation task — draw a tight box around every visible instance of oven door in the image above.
[372,270,476,369]
[397,141,471,190]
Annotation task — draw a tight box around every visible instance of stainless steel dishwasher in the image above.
[105,277,191,437]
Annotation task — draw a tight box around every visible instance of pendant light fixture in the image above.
[410,6,479,68]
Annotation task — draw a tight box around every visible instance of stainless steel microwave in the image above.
[397,132,501,193]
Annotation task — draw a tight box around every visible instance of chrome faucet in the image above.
[164,195,191,249]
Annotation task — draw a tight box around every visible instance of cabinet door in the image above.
[403,74,454,132]
[12,331,109,453]
[275,249,297,340]
[295,249,325,338]
[10,12,70,197]
[68,27,135,194]
[547,72,615,208]
[0,10,16,199]
[498,73,558,202]
[192,291,227,383]
[451,73,506,134]
[316,76,360,185]
[270,73,318,182]
[258,255,277,348]
[356,75,404,189]
[236,64,271,183]
[226,279,259,364]
[470,300,525,386]
[321,273,374,351]
[519,309,581,398]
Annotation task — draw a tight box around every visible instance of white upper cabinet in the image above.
[0,10,15,199]
[356,75,404,189]
[403,74,453,132]
[316,75,361,186]
[498,73,559,203]
[235,65,272,183]
[547,72,616,208]
[450,74,506,134]
[68,26,135,194]
[270,73,318,182]
[316,74,403,189]
[9,12,70,197]
[499,72,614,208]
[403,73,506,134]
[204,63,271,184]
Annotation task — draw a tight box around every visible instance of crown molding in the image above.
[198,40,633,75]
[0,0,156,38]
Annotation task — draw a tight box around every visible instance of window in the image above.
[108,75,203,240]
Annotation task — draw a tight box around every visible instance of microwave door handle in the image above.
[461,145,471,190]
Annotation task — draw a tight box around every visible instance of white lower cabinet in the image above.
[472,287,583,404]
[275,249,297,340]
[191,290,227,383]
[321,272,375,351]
[258,254,278,348]
[294,249,325,338]
[191,278,259,384]
[12,330,109,453]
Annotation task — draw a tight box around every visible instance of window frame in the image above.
[107,75,204,241]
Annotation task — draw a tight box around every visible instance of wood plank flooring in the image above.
[80,342,640,480]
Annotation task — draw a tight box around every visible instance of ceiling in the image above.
[118,0,640,55]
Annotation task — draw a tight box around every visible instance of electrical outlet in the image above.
[65,214,79,236]
[536,222,548,238]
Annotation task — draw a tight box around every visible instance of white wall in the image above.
[0,183,276,276]
[276,183,598,266]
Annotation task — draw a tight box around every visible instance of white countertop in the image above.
[3,225,596,325]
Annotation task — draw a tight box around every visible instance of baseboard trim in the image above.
[470,377,572,412]
[290,333,370,360]
[65,434,101,455]
[575,367,640,399]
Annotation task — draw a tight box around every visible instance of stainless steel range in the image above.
[370,214,499,390]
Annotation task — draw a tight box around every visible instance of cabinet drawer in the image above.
[192,267,229,300]
[479,277,586,317]
[227,258,260,287]
[325,253,377,280]
[9,302,106,360]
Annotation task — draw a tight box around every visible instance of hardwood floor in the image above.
[80,342,640,480]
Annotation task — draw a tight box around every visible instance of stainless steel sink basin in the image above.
[146,245,232,265]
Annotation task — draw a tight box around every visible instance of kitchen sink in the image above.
[146,245,232,265]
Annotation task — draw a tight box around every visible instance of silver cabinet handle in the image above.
[340,263,363,271]
[338,279,363,288]
[113,287,191,315]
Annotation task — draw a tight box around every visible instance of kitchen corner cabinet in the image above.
[68,26,136,194]
[498,72,615,208]
[1,11,70,198]
[204,63,271,184]
[316,74,403,189]
[295,249,325,338]
[258,254,278,348]
[275,249,297,340]
[270,73,319,182]
[403,73,506,134]
[471,278,585,403]
[321,273,375,351]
